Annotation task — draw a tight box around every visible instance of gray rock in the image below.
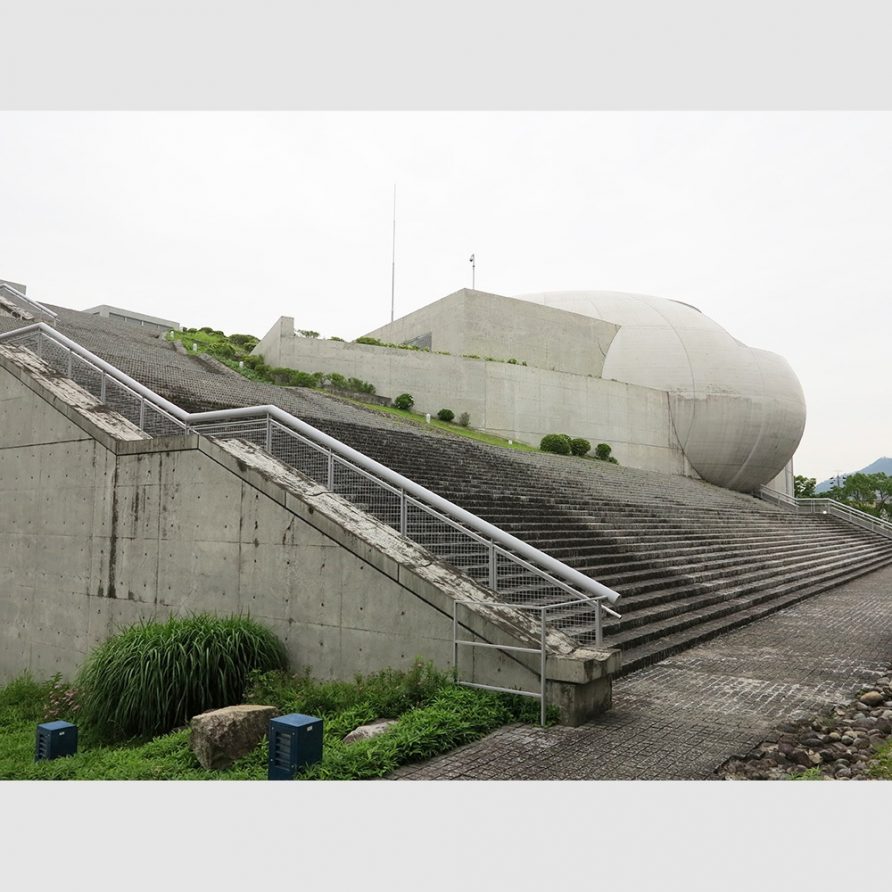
[859,691,884,708]
[343,718,399,745]
[792,749,813,767]
[190,704,279,770]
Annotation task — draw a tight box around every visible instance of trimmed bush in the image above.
[594,443,612,460]
[436,408,455,422]
[540,433,572,455]
[76,615,287,742]
[457,412,470,427]
[570,437,591,457]
[394,393,414,410]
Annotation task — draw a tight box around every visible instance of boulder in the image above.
[343,718,399,745]
[859,691,884,708]
[190,704,279,770]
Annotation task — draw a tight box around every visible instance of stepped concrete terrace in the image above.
[3,304,891,675]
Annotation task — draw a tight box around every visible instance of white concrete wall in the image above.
[364,289,619,378]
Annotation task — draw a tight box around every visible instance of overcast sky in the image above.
[1,111,889,481]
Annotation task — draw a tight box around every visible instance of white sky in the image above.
[1,110,889,481]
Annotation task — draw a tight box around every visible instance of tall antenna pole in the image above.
[469,253,476,290]
[390,184,397,323]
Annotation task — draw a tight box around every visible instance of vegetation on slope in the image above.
[0,662,547,780]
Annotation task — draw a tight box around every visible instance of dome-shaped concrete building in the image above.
[515,291,806,491]
[256,288,805,493]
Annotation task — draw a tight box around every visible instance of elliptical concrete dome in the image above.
[515,291,806,492]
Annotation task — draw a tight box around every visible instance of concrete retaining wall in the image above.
[0,348,617,723]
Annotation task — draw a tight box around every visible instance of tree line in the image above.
[794,472,892,519]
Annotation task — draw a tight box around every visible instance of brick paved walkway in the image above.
[391,565,892,780]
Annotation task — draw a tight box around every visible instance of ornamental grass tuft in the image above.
[76,614,287,742]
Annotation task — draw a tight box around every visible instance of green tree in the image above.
[842,472,892,517]
[794,475,816,498]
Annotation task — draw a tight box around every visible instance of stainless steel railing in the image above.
[0,322,621,650]
[759,485,892,540]
[0,282,58,323]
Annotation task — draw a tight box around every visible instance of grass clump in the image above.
[77,614,287,743]
[868,738,892,779]
[300,684,546,780]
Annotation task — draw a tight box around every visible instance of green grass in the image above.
[347,400,539,451]
[868,737,892,779]
[0,663,548,780]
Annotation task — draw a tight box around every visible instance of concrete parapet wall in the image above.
[0,350,617,724]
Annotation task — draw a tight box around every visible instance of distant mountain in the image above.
[815,456,892,493]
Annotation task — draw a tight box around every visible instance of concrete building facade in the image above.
[255,289,805,493]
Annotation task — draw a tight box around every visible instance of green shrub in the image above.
[457,411,470,427]
[595,443,618,463]
[540,433,572,455]
[270,367,324,388]
[76,614,287,742]
[355,336,383,346]
[437,408,455,422]
[229,333,259,350]
[570,437,591,457]
[199,326,215,334]
[346,376,375,395]
[208,342,237,359]
[394,393,414,410]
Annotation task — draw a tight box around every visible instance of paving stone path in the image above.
[390,565,892,780]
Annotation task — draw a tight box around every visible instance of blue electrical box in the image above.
[268,713,323,780]
[35,721,78,761]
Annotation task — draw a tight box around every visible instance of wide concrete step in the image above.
[613,554,892,674]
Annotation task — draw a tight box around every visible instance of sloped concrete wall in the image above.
[0,352,616,722]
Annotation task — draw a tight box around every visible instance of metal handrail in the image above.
[0,322,622,637]
[0,282,58,321]
[759,485,892,539]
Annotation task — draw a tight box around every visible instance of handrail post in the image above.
[540,608,547,727]
[488,541,497,591]
[138,397,146,430]
[265,415,272,452]
[399,490,407,535]
[452,602,460,683]
[595,602,603,647]
[100,372,106,403]
[327,450,334,489]
[66,348,72,378]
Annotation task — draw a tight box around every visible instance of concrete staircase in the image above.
[5,304,892,674]
[313,419,892,674]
